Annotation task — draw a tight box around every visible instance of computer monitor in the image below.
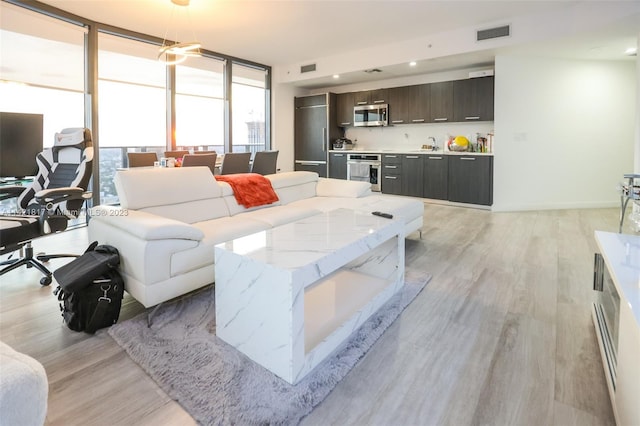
[0,112,44,179]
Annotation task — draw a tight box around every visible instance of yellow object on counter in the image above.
[454,136,469,147]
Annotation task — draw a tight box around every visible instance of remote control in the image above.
[372,211,393,219]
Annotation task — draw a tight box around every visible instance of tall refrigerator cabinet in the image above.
[294,93,340,177]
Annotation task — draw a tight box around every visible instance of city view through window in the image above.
[1,2,269,206]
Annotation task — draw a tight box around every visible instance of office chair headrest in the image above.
[53,128,92,148]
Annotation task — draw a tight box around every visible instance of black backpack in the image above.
[53,242,125,333]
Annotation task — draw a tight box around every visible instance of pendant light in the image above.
[158,0,201,65]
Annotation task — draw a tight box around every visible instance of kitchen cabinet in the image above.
[406,84,430,124]
[294,161,328,177]
[353,89,388,106]
[336,92,354,127]
[447,155,493,205]
[387,86,410,125]
[402,154,423,197]
[423,154,448,200]
[429,81,454,123]
[369,89,388,105]
[453,76,494,122]
[381,154,402,195]
[294,93,340,178]
[328,152,348,179]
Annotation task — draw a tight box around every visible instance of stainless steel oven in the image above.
[347,153,381,192]
[593,252,620,390]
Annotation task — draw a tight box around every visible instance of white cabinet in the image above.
[594,231,640,426]
[615,301,640,426]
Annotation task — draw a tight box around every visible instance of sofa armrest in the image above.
[89,206,204,241]
[316,178,372,198]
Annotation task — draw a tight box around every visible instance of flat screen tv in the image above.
[0,112,44,178]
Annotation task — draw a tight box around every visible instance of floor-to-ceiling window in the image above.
[0,2,85,147]
[231,63,268,155]
[175,56,225,153]
[97,32,167,203]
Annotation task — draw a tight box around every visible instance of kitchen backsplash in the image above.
[343,122,494,152]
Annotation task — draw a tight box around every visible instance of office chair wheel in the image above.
[40,276,52,286]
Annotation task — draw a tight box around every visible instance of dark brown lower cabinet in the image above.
[423,155,448,200]
[402,155,423,197]
[328,153,347,179]
[295,161,327,178]
[447,155,493,205]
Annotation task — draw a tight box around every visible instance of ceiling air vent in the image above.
[364,68,382,74]
[300,64,316,73]
[477,25,510,41]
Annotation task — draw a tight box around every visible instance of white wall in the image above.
[493,55,636,211]
[271,77,306,172]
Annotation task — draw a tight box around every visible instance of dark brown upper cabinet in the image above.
[336,92,355,127]
[429,81,454,123]
[387,86,410,125]
[453,76,494,122]
[353,89,388,106]
[406,84,430,124]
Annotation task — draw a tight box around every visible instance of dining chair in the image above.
[182,153,217,175]
[127,152,158,167]
[251,150,279,175]
[220,152,251,175]
[164,150,189,159]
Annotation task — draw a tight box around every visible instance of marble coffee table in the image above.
[214,208,405,384]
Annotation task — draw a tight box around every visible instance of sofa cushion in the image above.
[116,167,231,223]
[316,178,371,198]
[116,167,222,208]
[289,194,424,225]
[239,205,322,228]
[267,171,319,205]
[193,216,272,245]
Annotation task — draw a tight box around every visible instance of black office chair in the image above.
[220,152,251,175]
[0,128,93,286]
[127,152,157,167]
[251,150,279,175]
[182,153,217,175]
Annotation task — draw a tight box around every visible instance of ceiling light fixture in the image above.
[625,47,637,56]
[333,74,340,79]
[409,61,417,66]
[158,0,201,66]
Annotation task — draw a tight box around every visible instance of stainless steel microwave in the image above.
[354,104,388,127]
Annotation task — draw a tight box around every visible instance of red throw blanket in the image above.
[215,173,279,208]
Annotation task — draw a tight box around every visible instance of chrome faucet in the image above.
[428,136,437,151]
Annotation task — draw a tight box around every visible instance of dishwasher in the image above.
[347,153,381,191]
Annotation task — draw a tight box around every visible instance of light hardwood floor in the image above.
[0,204,624,426]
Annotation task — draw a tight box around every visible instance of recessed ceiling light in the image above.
[409,61,417,67]
[333,74,340,79]
[625,47,637,56]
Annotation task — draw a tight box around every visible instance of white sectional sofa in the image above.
[88,167,424,308]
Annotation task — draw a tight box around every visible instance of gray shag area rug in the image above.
[108,270,430,426]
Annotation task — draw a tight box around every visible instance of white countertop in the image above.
[595,231,640,328]
[329,148,493,156]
